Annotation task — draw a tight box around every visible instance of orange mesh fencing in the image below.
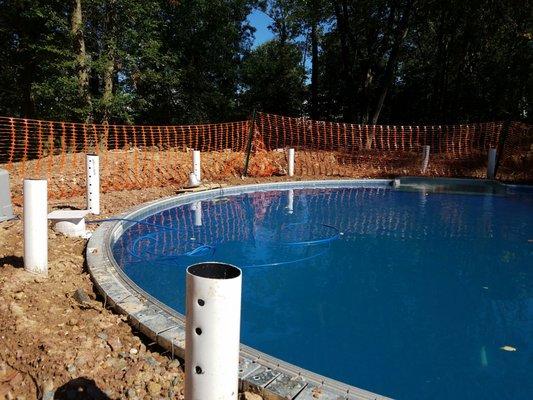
[1,113,531,203]
[0,117,249,202]
[496,121,533,182]
[248,113,532,182]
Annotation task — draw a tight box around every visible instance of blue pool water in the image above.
[112,185,533,399]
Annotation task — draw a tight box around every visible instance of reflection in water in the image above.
[113,187,533,400]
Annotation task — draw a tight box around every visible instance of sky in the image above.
[248,9,274,48]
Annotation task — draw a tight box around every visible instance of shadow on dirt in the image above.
[54,377,110,400]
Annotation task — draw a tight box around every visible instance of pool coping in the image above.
[86,177,531,400]
[87,179,398,400]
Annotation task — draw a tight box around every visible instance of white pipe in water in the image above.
[190,201,202,226]
[287,189,294,214]
[185,262,242,400]
[192,150,201,182]
[288,148,295,177]
[487,148,497,179]
[421,145,430,173]
[23,179,48,275]
[86,154,100,214]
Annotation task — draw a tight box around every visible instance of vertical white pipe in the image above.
[287,189,294,214]
[86,154,100,214]
[192,150,201,182]
[191,201,202,226]
[487,148,497,179]
[421,145,430,173]
[185,263,242,400]
[23,179,48,275]
[288,148,295,177]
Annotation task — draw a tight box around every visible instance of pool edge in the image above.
[86,179,412,400]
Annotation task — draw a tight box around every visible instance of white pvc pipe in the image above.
[23,179,48,275]
[192,150,201,182]
[421,145,430,173]
[288,148,295,177]
[287,189,294,214]
[190,201,202,226]
[86,154,100,214]
[189,173,200,188]
[185,262,242,400]
[487,148,497,179]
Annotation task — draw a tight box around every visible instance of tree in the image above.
[0,0,78,120]
[0,0,530,124]
[71,0,92,122]
[240,40,306,115]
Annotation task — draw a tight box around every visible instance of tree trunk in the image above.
[102,0,117,124]
[333,0,354,121]
[370,1,414,127]
[310,18,319,120]
[71,0,92,122]
[21,61,35,117]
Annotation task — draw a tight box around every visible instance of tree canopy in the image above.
[0,0,530,124]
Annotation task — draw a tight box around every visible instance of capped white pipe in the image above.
[288,148,295,177]
[86,154,100,214]
[192,150,201,182]
[287,189,294,214]
[190,201,202,227]
[487,148,497,179]
[421,145,430,173]
[23,179,48,276]
[185,262,242,400]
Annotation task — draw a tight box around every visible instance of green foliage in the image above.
[318,0,531,123]
[0,0,530,124]
[241,40,306,115]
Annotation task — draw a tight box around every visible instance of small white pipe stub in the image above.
[189,173,200,188]
[288,148,295,177]
[421,145,430,173]
[487,148,497,179]
[23,179,48,275]
[86,154,100,214]
[185,262,242,400]
[192,150,201,182]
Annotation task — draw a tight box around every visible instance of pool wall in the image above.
[87,179,396,400]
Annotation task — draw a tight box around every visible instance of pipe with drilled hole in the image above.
[185,262,242,400]
[86,154,100,214]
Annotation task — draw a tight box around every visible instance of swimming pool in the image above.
[110,180,532,400]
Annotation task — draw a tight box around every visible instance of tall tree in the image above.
[241,40,306,115]
[71,0,92,122]
[370,0,414,124]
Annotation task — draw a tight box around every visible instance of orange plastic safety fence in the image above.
[1,114,531,203]
[255,112,503,154]
[249,113,531,182]
[0,116,249,202]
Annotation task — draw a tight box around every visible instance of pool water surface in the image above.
[112,186,532,399]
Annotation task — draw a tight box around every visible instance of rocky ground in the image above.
[0,183,270,400]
